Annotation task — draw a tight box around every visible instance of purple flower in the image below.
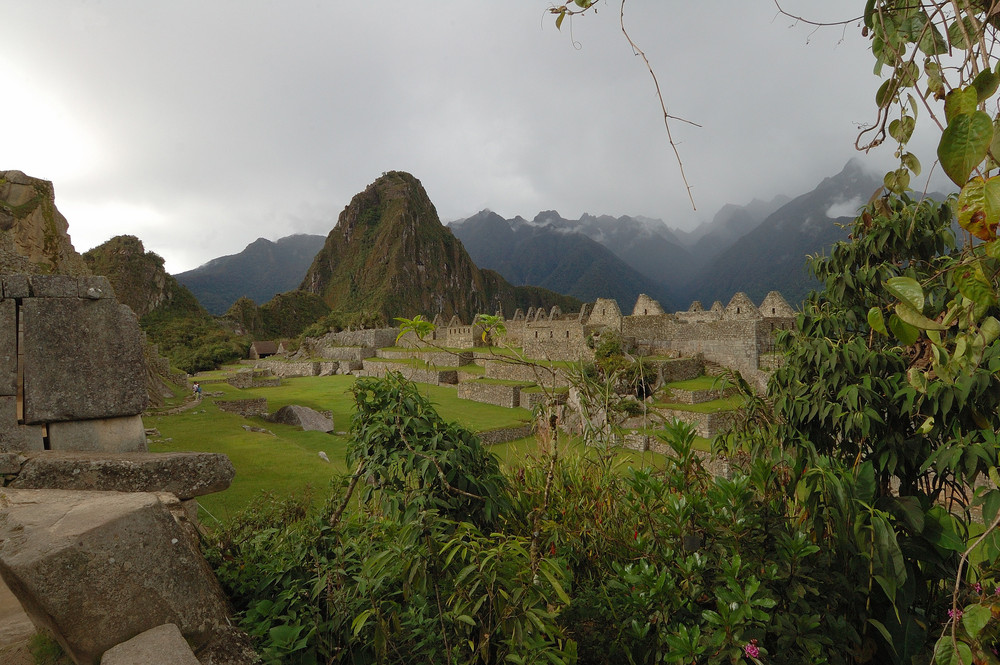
[744,639,760,659]
[948,608,964,620]
[974,582,982,594]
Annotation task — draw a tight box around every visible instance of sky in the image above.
[1,1,945,274]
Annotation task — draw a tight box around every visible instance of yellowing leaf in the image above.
[957,176,1000,240]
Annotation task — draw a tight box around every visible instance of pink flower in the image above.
[974,582,982,594]
[948,608,963,620]
[744,639,760,659]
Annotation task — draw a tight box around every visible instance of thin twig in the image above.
[619,0,699,210]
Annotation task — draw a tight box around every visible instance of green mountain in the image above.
[300,171,579,322]
[83,235,206,320]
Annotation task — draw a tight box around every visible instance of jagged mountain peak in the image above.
[300,171,578,322]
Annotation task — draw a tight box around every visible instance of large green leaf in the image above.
[956,176,1000,240]
[933,636,973,665]
[885,276,925,312]
[896,302,948,330]
[889,313,920,345]
[973,68,1000,103]
[938,110,993,186]
[962,604,991,639]
[954,262,997,308]
[944,87,979,123]
[868,306,888,335]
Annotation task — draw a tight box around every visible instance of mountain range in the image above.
[175,234,326,315]
[169,160,890,317]
[449,160,883,309]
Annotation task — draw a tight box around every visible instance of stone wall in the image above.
[318,327,398,349]
[1,274,149,453]
[360,360,458,385]
[216,397,267,418]
[484,360,571,387]
[519,389,568,410]
[657,408,736,439]
[478,424,535,446]
[227,369,281,389]
[521,319,591,362]
[376,348,472,366]
[254,358,339,378]
[457,380,526,409]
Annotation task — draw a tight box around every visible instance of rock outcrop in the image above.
[82,235,205,320]
[0,489,231,665]
[0,171,87,276]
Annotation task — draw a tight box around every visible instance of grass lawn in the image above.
[664,375,733,391]
[655,395,745,413]
[148,365,715,524]
[148,372,532,522]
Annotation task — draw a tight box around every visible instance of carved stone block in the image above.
[0,397,43,453]
[0,298,14,396]
[1,275,29,299]
[47,415,148,453]
[22,299,147,423]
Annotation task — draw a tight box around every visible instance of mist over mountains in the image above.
[450,160,883,309]
[172,160,889,317]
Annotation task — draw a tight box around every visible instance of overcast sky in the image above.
[2,1,944,273]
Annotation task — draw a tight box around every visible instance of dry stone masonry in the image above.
[1,275,148,453]
[0,273,253,663]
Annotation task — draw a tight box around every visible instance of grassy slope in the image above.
[147,372,535,522]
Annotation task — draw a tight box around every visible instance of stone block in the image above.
[0,452,24,474]
[267,404,334,433]
[47,415,148,453]
[78,275,114,300]
[27,275,80,298]
[0,396,44,453]
[1,274,30,299]
[100,623,200,665]
[22,299,148,423]
[9,451,235,499]
[0,298,15,395]
[0,488,231,665]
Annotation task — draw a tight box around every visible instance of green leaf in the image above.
[954,262,997,307]
[944,88,979,124]
[933,636,973,665]
[938,110,993,187]
[884,168,911,194]
[962,604,991,638]
[555,10,566,30]
[889,313,920,345]
[895,302,948,330]
[890,116,916,144]
[981,316,1000,345]
[957,176,1000,240]
[901,152,921,176]
[538,565,571,605]
[456,614,476,626]
[973,69,1000,103]
[868,307,888,335]
[885,276,925,312]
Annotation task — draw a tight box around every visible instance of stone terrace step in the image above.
[1,451,235,500]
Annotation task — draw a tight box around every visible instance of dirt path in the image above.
[0,578,35,665]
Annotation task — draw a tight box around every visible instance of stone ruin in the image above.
[0,274,255,664]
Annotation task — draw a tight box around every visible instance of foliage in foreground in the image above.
[209,374,877,665]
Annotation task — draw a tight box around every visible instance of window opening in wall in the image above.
[772,308,775,315]
[644,309,647,315]
[565,331,569,338]
[737,307,741,314]
[601,308,605,315]
[549,331,553,338]
[534,331,538,338]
